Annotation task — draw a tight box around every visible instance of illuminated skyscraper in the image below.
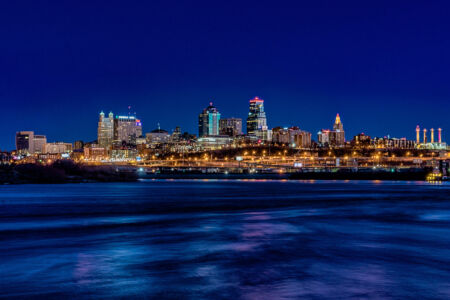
[114,115,143,145]
[246,96,267,136]
[333,113,345,146]
[97,111,114,148]
[198,102,221,137]
[317,114,345,147]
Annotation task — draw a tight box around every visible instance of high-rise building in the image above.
[332,113,345,146]
[97,111,114,148]
[246,96,267,136]
[198,102,221,137]
[33,135,47,154]
[219,118,242,136]
[114,115,143,145]
[317,114,345,147]
[15,131,48,155]
[16,131,34,155]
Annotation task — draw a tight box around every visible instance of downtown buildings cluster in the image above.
[7,96,448,164]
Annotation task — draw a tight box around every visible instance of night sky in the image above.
[1,1,449,150]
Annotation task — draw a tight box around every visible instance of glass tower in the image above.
[198,102,221,137]
[246,96,267,136]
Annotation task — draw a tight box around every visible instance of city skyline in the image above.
[5,96,447,151]
[1,1,450,149]
[2,3,450,298]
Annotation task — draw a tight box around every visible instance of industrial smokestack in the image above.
[423,128,427,144]
[438,128,442,144]
[431,128,435,143]
[416,125,420,144]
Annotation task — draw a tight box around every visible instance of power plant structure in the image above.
[415,125,446,149]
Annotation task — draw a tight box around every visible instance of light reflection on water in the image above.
[0,180,449,298]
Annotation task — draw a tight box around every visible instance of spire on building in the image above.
[333,113,344,132]
[335,113,341,124]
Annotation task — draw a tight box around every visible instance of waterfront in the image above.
[0,180,450,298]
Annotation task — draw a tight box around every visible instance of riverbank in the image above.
[0,161,138,184]
[0,162,442,184]
[142,167,436,181]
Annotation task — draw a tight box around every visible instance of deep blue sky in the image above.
[1,0,450,150]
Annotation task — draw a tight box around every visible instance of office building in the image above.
[16,131,47,155]
[272,127,290,144]
[371,137,416,149]
[246,96,267,136]
[351,133,371,147]
[332,113,345,145]
[98,111,114,148]
[171,126,182,142]
[16,131,35,155]
[114,115,143,145]
[196,136,233,150]
[146,128,170,145]
[45,142,73,154]
[84,145,107,161]
[33,135,47,154]
[272,126,311,148]
[289,127,312,148]
[198,102,220,137]
[219,118,242,136]
[317,114,346,147]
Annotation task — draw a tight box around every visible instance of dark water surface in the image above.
[0,180,449,299]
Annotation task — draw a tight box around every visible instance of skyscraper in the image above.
[113,115,143,146]
[97,111,114,148]
[333,113,345,146]
[317,114,345,147]
[246,96,267,136]
[198,102,221,137]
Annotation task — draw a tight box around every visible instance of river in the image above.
[0,180,449,298]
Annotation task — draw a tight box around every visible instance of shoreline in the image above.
[1,161,447,184]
